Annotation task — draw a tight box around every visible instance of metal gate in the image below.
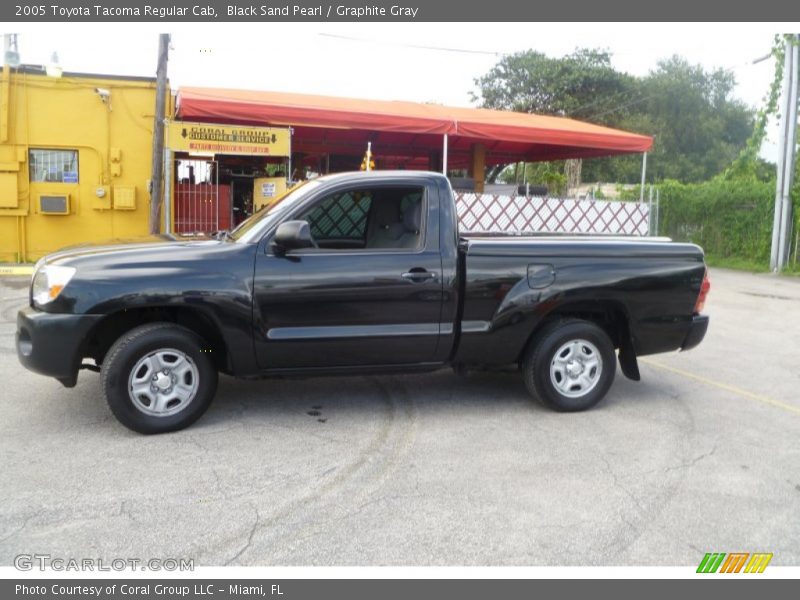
[173,159,221,234]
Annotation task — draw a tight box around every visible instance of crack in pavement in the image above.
[661,444,718,475]
[224,505,260,566]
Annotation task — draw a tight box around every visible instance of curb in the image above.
[0,264,34,276]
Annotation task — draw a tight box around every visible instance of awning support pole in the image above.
[163,148,172,234]
[287,127,293,183]
[442,134,448,176]
[639,152,647,202]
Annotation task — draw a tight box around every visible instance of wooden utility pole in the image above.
[149,34,170,234]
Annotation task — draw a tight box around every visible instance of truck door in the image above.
[252,178,445,369]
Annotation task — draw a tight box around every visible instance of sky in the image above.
[5,22,794,160]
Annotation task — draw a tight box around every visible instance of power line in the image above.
[318,33,505,57]
[586,93,658,120]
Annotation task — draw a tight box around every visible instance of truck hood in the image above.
[41,234,219,267]
[36,233,256,315]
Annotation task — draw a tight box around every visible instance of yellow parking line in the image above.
[640,358,800,416]
[0,264,34,276]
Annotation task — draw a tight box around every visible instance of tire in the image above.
[522,319,616,412]
[101,323,218,434]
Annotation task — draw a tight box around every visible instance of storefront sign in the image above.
[261,182,277,197]
[167,121,290,156]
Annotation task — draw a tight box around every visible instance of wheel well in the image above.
[517,300,633,362]
[82,307,231,373]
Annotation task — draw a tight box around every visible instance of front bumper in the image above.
[16,307,102,387]
[681,314,709,351]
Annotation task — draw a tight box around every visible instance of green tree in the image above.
[628,56,754,182]
[472,51,756,184]
[471,48,636,126]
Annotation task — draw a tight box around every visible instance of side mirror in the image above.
[273,220,314,254]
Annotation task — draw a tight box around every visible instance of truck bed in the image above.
[454,234,706,365]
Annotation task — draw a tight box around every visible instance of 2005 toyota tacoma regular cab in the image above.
[16,171,710,433]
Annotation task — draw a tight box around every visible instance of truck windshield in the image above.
[228,179,323,243]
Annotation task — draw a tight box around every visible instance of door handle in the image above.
[401,269,437,283]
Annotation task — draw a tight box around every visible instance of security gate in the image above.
[173,159,229,234]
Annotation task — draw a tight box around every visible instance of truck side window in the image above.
[303,190,373,246]
[297,186,424,251]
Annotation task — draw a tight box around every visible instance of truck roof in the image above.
[307,170,448,184]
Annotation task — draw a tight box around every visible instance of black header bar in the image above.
[4,0,800,22]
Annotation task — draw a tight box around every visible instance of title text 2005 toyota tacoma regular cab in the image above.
[17,171,710,433]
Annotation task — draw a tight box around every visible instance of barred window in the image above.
[29,149,79,183]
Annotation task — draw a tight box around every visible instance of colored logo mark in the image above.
[697,552,773,573]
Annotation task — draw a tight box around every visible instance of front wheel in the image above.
[522,319,616,412]
[101,323,218,434]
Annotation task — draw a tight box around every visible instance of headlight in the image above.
[31,264,76,306]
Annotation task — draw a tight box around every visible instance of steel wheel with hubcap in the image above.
[102,323,218,434]
[128,348,199,417]
[523,319,615,412]
[549,339,603,399]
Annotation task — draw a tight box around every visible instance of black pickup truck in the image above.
[16,171,710,433]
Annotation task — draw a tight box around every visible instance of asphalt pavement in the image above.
[0,268,798,566]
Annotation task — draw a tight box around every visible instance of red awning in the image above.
[176,87,653,167]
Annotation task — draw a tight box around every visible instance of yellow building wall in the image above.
[0,68,160,262]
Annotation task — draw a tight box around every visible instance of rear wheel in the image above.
[522,319,616,412]
[102,323,218,434]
